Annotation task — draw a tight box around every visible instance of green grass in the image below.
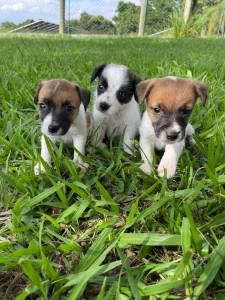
[0,34,225,299]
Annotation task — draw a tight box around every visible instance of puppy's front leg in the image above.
[158,141,184,178]
[123,128,136,154]
[34,135,51,175]
[73,135,88,170]
[139,135,154,175]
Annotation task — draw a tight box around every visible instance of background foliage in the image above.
[1,0,224,36]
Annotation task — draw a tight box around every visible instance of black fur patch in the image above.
[40,100,76,135]
[116,84,134,104]
[91,64,107,82]
[116,69,141,104]
[97,76,108,95]
[153,107,192,140]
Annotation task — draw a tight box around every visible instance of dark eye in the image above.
[39,103,47,110]
[181,107,192,115]
[119,91,126,98]
[98,83,105,91]
[153,106,161,114]
[66,105,76,112]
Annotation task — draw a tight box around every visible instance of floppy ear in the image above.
[34,82,44,103]
[136,79,156,104]
[193,81,208,105]
[91,64,107,82]
[131,72,142,102]
[77,86,91,110]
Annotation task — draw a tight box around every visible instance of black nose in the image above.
[99,102,110,112]
[48,124,60,134]
[166,131,180,141]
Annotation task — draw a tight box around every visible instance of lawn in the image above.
[0,35,225,300]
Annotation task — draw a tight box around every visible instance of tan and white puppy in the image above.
[137,77,208,178]
[91,64,141,154]
[34,79,90,175]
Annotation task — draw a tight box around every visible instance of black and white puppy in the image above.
[91,63,141,154]
[34,79,90,175]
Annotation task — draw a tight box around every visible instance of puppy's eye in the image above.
[39,103,47,110]
[119,91,126,98]
[66,105,76,112]
[98,83,105,91]
[152,106,161,114]
[181,107,192,115]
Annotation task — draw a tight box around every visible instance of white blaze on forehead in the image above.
[166,76,177,81]
[102,64,128,90]
[170,122,181,132]
[52,81,61,95]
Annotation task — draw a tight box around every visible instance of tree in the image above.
[86,16,116,34]
[0,21,16,30]
[113,1,140,34]
[114,1,177,35]
[145,0,177,34]
[68,12,115,34]
[79,12,93,30]
[18,19,34,27]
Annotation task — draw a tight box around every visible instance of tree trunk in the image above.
[183,0,194,24]
[138,0,148,36]
[59,0,65,34]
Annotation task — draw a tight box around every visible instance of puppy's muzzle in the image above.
[99,102,111,112]
[48,123,60,134]
[166,130,180,141]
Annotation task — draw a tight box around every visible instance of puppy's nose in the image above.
[99,102,110,112]
[166,131,180,141]
[48,124,60,134]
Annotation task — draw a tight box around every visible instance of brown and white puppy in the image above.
[137,77,208,178]
[34,79,90,175]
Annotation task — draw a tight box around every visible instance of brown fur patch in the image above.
[38,79,81,111]
[136,77,208,122]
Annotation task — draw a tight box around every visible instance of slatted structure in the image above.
[8,20,88,34]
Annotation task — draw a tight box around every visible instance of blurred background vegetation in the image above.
[0,0,224,37]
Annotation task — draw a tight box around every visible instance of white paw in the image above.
[140,163,152,175]
[74,159,89,171]
[123,144,133,155]
[34,163,46,176]
[188,136,196,145]
[157,159,176,178]
[98,142,106,149]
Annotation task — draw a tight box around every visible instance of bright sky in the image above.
[0,0,140,24]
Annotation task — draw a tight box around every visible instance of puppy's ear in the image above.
[91,64,107,82]
[129,71,142,102]
[136,79,156,104]
[76,86,91,110]
[34,82,44,103]
[193,81,208,105]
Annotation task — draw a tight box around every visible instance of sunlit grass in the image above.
[0,35,225,299]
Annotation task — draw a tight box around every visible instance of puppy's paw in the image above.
[98,142,107,149]
[74,159,89,171]
[123,144,133,155]
[188,135,196,145]
[140,163,152,175]
[34,163,46,176]
[157,159,176,178]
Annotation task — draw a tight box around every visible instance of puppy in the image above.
[137,77,208,178]
[91,63,141,154]
[34,79,90,175]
